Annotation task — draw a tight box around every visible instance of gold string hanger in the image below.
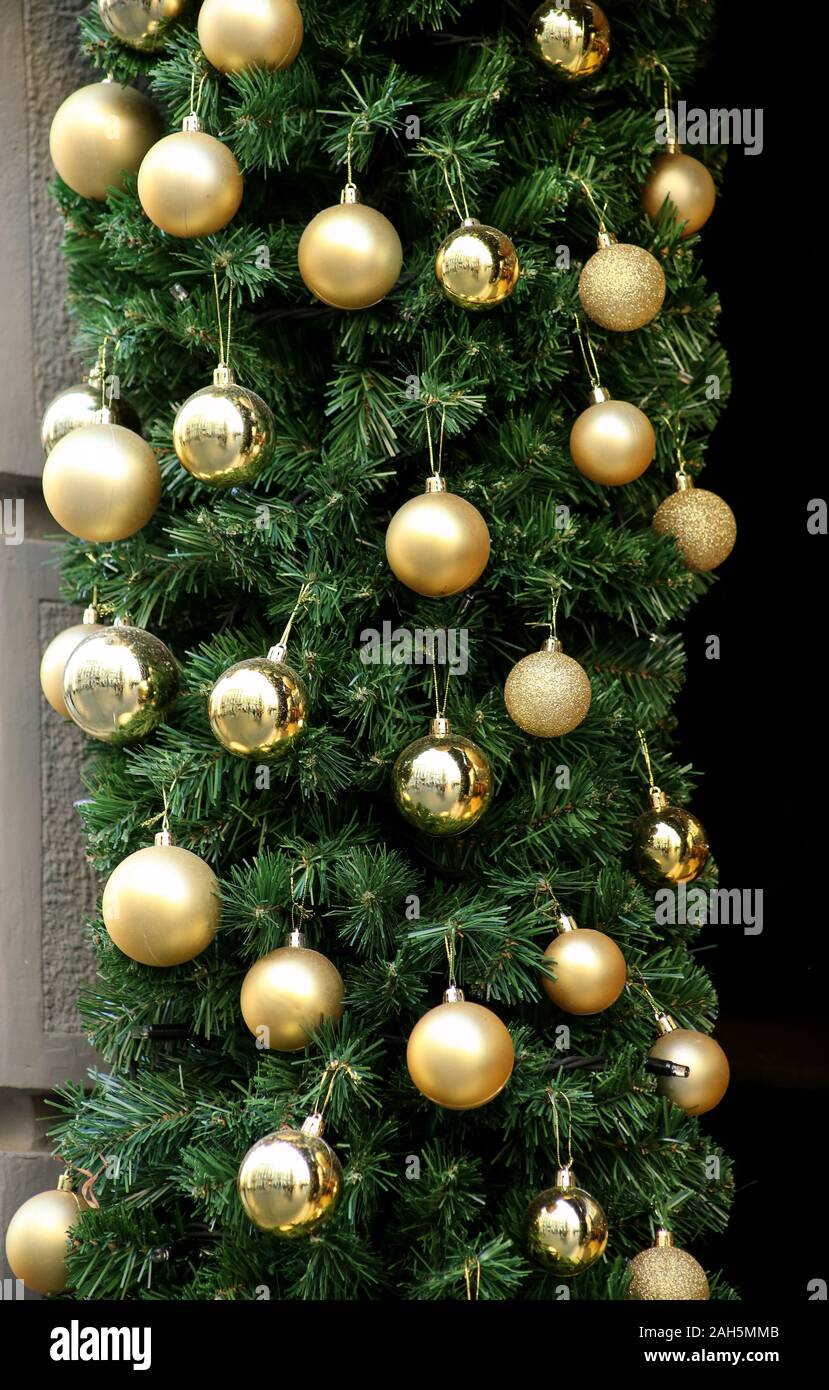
[464,1256,481,1301]
[443,930,457,989]
[573,314,602,390]
[430,632,453,723]
[422,147,470,222]
[188,60,209,119]
[658,414,688,478]
[424,397,448,479]
[577,175,610,237]
[546,1086,573,1171]
[212,270,234,369]
[277,581,313,651]
[636,727,657,791]
[625,963,664,1022]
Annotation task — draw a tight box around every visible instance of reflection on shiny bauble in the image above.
[173,366,274,486]
[406,990,514,1110]
[385,477,490,597]
[41,379,140,455]
[42,419,161,542]
[102,834,220,966]
[62,621,179,745]
[541,915,626,1015]
[198,0,303,73]
[652,476,736,573]
[649,1018,730,1117]
[579,238,666,332]
[240,939,344,1051]
[392,717,492,836]
[570,394,655,485]
[208,649,309,760]
[524,1167,608,1276]
[504,638,591,738]
[137,118,243,238]
[298,192,403,310]
[642,151,716,238]
[98,0,188,50]
[628,1230,710,1300]
[528,1,611,81]
[238,1116,342,1236]
[40,608,105,719]
[49,80,162,200]
[631,790,709,885]
[435,219,520,310]
[4,1178,86,1295]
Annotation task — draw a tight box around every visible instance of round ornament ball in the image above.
[198,0,303,73]
[385,475,490,597]
[393,717,492,837]
[298,185,402,310]
[173,364,275,487]
[642,150,716,239]
[42,414,161,543]
[649,1016,730,1117]
[63,619,179,745]
[570,390,655,486]
[407,988,514,1110]
[240,935,345,1051]
[435,218,520,311]
[102,831,220,967]
[541,914,626,1016]
[208,643,308,760]
[49,79,162,201]
[4,1176,86,1296]
[40,606,105,719]
[98,0,188,50]
[524,1167,608,1276]
[41,376,140,456]
[652,475,736,573]
[504,637,591,738]
[238,1115,342,1237]
[579,235,666,332]
[527,1,611,82]
[628,1230,709,1300]
[631,788,709,886]
[137,114,243,238]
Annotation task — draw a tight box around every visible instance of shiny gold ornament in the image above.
[579,233,666,332]
[631,786,709,886]
[41,373,139,455]
[528,1,610,82]
[298,183,402,310]
[642,149,716,239]
[63,618,179,745]
[40,605,105,719]
[42,410,161,543]
[198,0,303,73]
[504,637,591,738]
[137,113,243,238]
[406,987,514,1110]
[98,0,188,49]
[541,912,626,1016]
[49,79,162,201]
[628,1229,709,1300]
[208,640,308,760]
[102,830,220,966]
[385,473,490,597]
[173,364,274,487]
[393,716,492,837]
[570,387,655,485]
[524,1166,608,1275]
[435,218,520,311]
[240,930,344,1051]
[653,473,736,573]
[649,1014,730,1116]
[4,1174,86,1296]
[238,1113,342,1236]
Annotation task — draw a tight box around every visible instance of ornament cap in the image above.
[340,183,360,205]
[424,474,448,495]
[675,471,694,493]
[182,112,202,134]
[556,912,578,935]
[555,1165,575,1189]
[82,604,99,625]
[154,829,174,847]
[430,716,451,738]
[541,636,563,655]
[56,1172,75,1193]
[300,1113,325,1138]
[648,786,669,812]
[655,1012,679,1036]
[443,985,465,1004]
[596,230,617,250]
[94,406,113,426]
[288,929,305,949]
[266,642,288,664]
[113,615,135,629]
[213,364,235,388]
[461,217,480,227]
[590,385,612,405]
[655,1227,676,1248]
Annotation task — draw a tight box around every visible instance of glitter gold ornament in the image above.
[652,473,736,573]
[504,636,591,738]
[649,1013,730,1116]
[137,113,243,238]
[42,409,161,543]
[98,0,188,50]
[393,716,492,836]
[631,786,709,886]
[642,149,716,239]
[579,233,666,332]
[435,218,520,310]
[198,0,303,73]
[407,987,514,1110]
[240,931,345,1051]
[528,1,611,82]
[570,387,655,485]
[524,1166,608,1276]
[541,912,626,1016]
[4,1174,87,1296]
[628,1229,710,1300]
[298,183,402,310]
[208,639,309,760]
[49,79,162,200]
[385,473,490,597]
[102,829,220,966]
[41,370,139,456]
[173,363,274,487]
[238,1113,342,1236]
[39,605,105,719]
[63,617,179,745]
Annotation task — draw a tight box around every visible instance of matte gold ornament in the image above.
[628,1228,710,1300]
[385,473,490,597]
[40,605,105,719]
[42,409,161,543]
[406,987,514,1110]
[653,473,736,573]
[4,1174,86,1296]
[208,639,308,760]
[240,930,344,1051]
[504,637,591,738]
[631,786,709,886]
[570,387,655,485]
[198,0,303,73]
[541,912,626,1016]
[642,148,716,239]
[528,1,610,82]
[49,79,162,200]
[298,183,403,310]
[63,617,179,745]
[102,829,220,966]
[238,1113,342,1236]
[137,112,243,238]
[98,0,188,50]
[579,233,666,332]
[435,218,520,310]
[393,716,492,837]
[649,1014,730,1116]
[524,1166,608,1275]
[173,364,274,487]
[41,372,139,455]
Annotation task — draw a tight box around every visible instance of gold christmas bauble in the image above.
[137,117,243,238]
[393,717,492,837]
[40,608,105,719]
[528,1,611,82]
[4,1178,86,1295]
[406,990,514,1110]
[579,238,666,332]
[240,939,345,1051]
[649,1020,730,1116]
[631,791,709,885]
[173,366,274,487]
[385,477,490,597]
[63,620,179,745]
[541,916,626,1015]
[41,378,140,455]
[435,218,520,310]
[42,418,161,543]
[198,0,303,73]
[98,0,188,50]
[297,190,403,310]
[208,648,309,759]
[504,638,591,738]
[524,1167,608,1275]
[49,79,162,201]
[642,151,716,238]
[102,833,220,966]
[570,394,655,485]
[238,1116,342,1236]
[628,1231,710,1300]
[653,477,736,572]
